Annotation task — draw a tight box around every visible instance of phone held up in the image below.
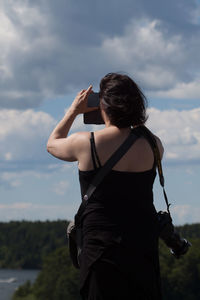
[83,92,105,125]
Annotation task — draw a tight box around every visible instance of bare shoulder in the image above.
[153,134,164,159]
[69,131,91,149]
[70,131,92,164]
[71,131,91,141]
[47,131,91,162]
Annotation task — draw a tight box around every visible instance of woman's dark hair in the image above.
[99,73,148,128]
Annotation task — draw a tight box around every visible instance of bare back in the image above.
[78,126,164,172]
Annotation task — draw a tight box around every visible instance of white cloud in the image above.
[172,204,200,224]
[4,152,13,161]
[0,9,19,79]
[0,202,32,209]
[0,1,200,107]
[0,164,77,190]
[0,2,54,107]
[0,175,22,188]
[152,79,200,99]
[0,109,56,163]
[52,180,69,195]
[0,106,200,175]
[70,114,84,131]
[190,3,200,25]
[147,107,200,163]
[0,202,76,221]
[47,163,75,172]
[1,170,49,181]
[102,19,184,90]
[0,170,48,189]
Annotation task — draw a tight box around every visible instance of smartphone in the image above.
[83,92,105,124]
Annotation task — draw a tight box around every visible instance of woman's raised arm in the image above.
[46,85,95,161]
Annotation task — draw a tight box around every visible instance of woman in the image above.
[47,73,164,299]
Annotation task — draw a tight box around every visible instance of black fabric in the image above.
[79,169,162,299]
[78,133,162,300]
[75,129,140,225]
[90,132,102,169]
[82,253,160,300]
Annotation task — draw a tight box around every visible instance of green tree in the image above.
[160,239,200,300]
[0,220,68,269]
[33,247,81,300]
[12,280,35,300]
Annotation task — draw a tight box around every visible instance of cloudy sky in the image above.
[0,0,200,225]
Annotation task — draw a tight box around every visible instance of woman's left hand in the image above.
[70,85,98,115]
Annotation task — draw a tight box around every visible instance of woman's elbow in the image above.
[46,140,53,154]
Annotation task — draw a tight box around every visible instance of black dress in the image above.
[78,132,162,300]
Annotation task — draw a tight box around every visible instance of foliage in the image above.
[159,239,200,300]
[13,239,200,300]
[12,247,81,300]
[33,247,81,300]
[12,280,36,300]
[0,220,68,269]
[3,221,200,299]
[12,296,35,300]
[176,223,200,239]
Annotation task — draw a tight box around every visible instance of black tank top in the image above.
[79,132,158,241]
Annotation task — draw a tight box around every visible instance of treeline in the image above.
[1,220,200,269]
[176,223,200,239]
[0,220,199,299]
[159,239,200,299]
[12,247,81,300]
[0,220,68,269]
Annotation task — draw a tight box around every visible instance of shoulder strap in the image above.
[137,126,171,214]
[75,128,140,224]
[90,132,102,169]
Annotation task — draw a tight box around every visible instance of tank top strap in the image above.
[90,132,102,169]
[143,134,157,171]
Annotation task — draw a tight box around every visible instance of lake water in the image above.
[0,269,39,300]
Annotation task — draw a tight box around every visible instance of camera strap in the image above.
[137,126,171,214]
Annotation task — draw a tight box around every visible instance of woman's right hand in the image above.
[70,85,98,115]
